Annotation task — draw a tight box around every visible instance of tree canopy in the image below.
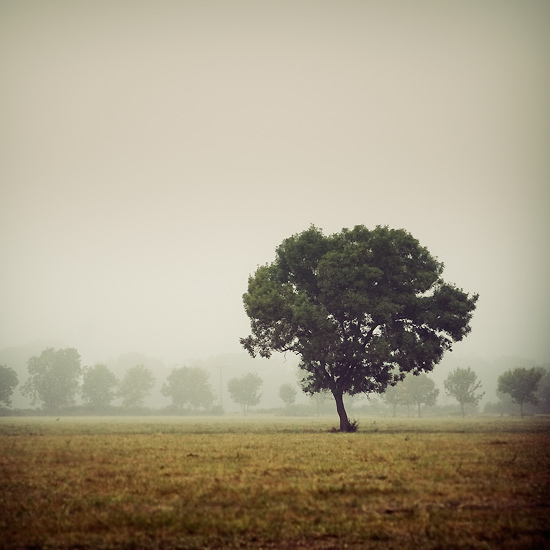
[81,363,118,409]
[279,382,298,406]
[403,373,439,417]
[118,364,155,409]
[444,366,484,416]
[497,367,542,417]
[161,366,215,411]
[227,373,263,415]
[241,225,478,431]
[0,365,19,407]
[21,348,82,410]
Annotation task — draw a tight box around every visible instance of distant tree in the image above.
[227,373,262,415]
[497,367,543,417]
[241,225,478,431]
[161,366,215,411]
[310,391,331,416]
[535,369,550,413]
[21,348,82,410]
[279,382,297,406]
[0,365,19,407]
[381,384,401,417]
[118,364,155,408]
[403,373,439,417]
[81,364,118,409]
[444,367,484,417]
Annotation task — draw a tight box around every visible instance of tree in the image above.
[81,364,118,409]
[497,367,543,417]
[381,383,401,417]
[444,366,484,417]
[21,348,82,410]
[241,225,478,431]
[279,382,297,406]
[161,366,215,411]
[535,368,550,414]
[227,373,262,415]
[118,364,155,408]
[0,365,19,407]
[403,373,439,417]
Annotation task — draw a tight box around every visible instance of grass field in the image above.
[0,416,548,549]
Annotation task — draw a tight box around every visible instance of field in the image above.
[0,416,549,549]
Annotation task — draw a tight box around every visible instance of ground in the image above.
[0,415,548,549]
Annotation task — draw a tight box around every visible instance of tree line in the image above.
[1,348,548,418]
[0,347,263,414]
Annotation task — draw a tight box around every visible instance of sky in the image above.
[1,0,549,371]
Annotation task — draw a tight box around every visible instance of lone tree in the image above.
[0,365,19,407]
[279,382,298,406]
[81,364,118,410]
[227,373,262,415]
[497,367,542,417]
[241,225,478,431]
[21,348,82,410]
[444,366,484,417]
[161,366,215,411]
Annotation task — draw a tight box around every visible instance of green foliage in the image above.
[21,348,82,410]
[0,365,19,407]
[227,373,262,415]
[81,364,118,409]
[497,367,543,417]
[444,366,484,417]
[241,225,478,431]
[118,364,156,408]
[161,366,215,411]
[278,382,297,406]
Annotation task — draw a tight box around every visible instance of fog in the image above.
[1,2,549,400]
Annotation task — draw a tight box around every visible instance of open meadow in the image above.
[0,415,548,549]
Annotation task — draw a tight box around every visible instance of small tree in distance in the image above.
[0,365,19,408]
[118,364,156,409]
[497,367,542,417]
[403,373,439,417]
[381,384,401,417]
[227,373,262,415]
[21,348,82,410]
[161,366,215,411]
[279,382,297,406]
[444,366,484,417]
[81,363,118,410]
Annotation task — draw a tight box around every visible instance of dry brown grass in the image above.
[0,416,548,549]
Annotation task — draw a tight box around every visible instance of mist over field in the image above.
[1,1,549,410]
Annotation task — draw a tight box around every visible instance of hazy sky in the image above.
[1,1,549,367]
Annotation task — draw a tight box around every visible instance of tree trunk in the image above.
[333,390,351,432]
[461,402,465,417]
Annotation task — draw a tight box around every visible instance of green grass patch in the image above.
[0,416,549,549]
